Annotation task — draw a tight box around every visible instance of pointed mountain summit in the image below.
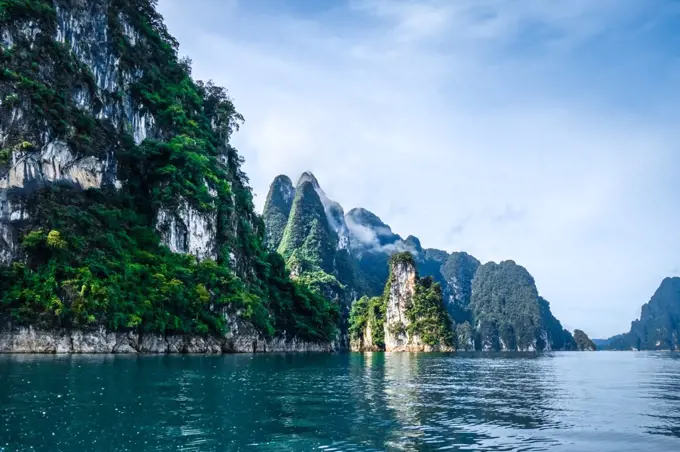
[297,171,321,188]
[262,175,295,249]
[266,173,365,345]
[278,180,337,274]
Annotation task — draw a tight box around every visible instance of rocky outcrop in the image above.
[156,199,217,261]
[262,175,295,249]
[0,0,216,263]
[0,0,340,350]
[573,329,597,351]
[383,255,417,351]
[384,254,454,352]
[0,317,336,354]
[350,253,454,352]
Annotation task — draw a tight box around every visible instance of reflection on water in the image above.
[1,352,680,451]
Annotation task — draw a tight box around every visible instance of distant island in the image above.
[602,278,680,350]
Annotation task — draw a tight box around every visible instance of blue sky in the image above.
[158,0,680,338]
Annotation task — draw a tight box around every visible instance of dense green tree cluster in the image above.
[0,0,338,342]
[406,275,454,347]
[348,295,384,348]
[470,261,575,351]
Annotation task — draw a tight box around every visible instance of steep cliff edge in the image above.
[0,0,338,351]
[606,277,680,350]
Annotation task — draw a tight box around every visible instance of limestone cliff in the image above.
[351,253,454,352]
[0,0,338,350]
[262,174,294,250]
[383,254,418,351]
[573,329,597,351]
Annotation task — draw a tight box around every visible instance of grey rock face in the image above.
[384,259,453,352]
[0,322,336,354]
[0,0,215,262]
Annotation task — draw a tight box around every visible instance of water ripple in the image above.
[1,352,680,451]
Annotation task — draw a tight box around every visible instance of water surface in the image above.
[1,352,679,451]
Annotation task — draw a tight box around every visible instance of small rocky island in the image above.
[573,329,597,351]
[350,252,454,352]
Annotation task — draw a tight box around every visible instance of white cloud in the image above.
[158,0,680,338]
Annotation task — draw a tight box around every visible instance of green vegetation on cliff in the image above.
[262,175,294,250]
[0,0,337,342]
[348,295,384,348]
[406,275,454,347]
[471,261,575,351]
[349,252,453,350]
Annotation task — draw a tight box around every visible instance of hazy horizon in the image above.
[158,0,680,338]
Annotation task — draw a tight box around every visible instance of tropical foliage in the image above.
[0,0,338,342]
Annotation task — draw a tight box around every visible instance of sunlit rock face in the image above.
[0,1,154,262]
[0,322,337,354]
[384,256,454,352]
[383,258,417,351]
[156,199,217,261]
[0,1,225,262]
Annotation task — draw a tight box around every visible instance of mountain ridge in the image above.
[264,171,585,351]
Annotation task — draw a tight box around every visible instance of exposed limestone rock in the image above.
[156,199,217,261]
[384,258,417,351]
[0,320,336,354]
[350,322,381,352]
[384,255,454,352]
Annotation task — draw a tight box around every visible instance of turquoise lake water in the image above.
[1,352,679,451]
